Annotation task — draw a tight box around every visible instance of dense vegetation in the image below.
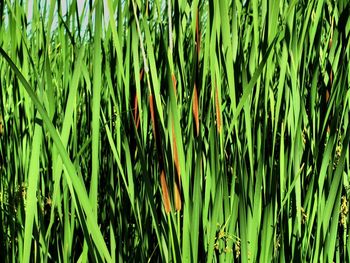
[0,0,350,262]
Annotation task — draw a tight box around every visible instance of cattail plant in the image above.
[0,0,349,262]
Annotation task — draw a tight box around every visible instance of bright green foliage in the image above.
[0,0,349,262]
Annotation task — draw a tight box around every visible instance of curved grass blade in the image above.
[0,46,112,262]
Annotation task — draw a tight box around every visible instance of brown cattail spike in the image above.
[171,73,177,99]
[174,183,182,211]
[140,68,144,81]
[134,94,140,129]
[160,170,171,214]
[193,84,199,136]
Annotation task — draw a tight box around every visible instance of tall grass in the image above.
[0,0,349,262]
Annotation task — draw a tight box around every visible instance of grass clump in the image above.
[0,0,350,262]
